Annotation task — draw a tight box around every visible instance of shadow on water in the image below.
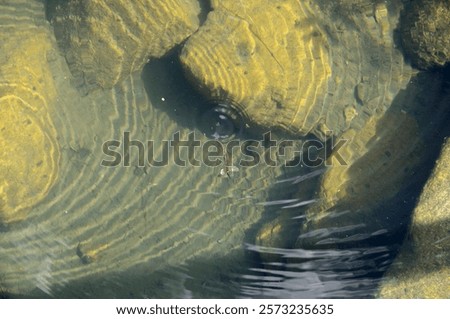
[239,163,403,298]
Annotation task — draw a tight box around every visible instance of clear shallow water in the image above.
[1,0,449,299]
[1,51,446,299]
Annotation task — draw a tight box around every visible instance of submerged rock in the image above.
[180,0,410,139]
[256,70,448,252]
[0,1,60,224]
[378,137,450,298]
[47,0,200,93]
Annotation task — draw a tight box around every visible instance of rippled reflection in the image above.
[241,241,396,298]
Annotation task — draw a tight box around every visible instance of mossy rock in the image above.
[400,0,450,69]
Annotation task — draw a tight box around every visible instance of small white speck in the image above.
[64,210,68,214]
[161,97,165,101]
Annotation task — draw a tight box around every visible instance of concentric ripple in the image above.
[198,100,246,141]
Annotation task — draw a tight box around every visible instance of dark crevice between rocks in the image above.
[142,49,206,132]
[44,0,55,22]
[197,0,212,25]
